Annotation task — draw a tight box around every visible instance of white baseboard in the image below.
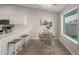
[59,38,74,55]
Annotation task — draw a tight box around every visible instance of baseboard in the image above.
[59,38,74,55]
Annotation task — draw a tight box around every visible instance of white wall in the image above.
[59,4,79,54]
[0,5,59,39]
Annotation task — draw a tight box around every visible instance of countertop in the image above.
[0,24,32,40]
[8,39,21,44]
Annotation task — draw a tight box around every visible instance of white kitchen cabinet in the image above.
[0,32,26,55]
[0,25,31,55]
[1,34,20,55]
[0,32,29,55]
[0,16,27,25]
[10,16,27,24]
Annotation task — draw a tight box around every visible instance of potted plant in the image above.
[42,20,53,33]
[46,21,52,31]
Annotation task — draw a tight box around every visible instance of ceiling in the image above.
[18,4,67,13]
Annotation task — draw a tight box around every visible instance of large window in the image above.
[63,9,78,41]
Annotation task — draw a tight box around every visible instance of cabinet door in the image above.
[10,16,27,24]
[1,35,20,55]
[1,38,14,55]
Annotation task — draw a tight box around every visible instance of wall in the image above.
[0,5,59,39]
[59,4,79,54]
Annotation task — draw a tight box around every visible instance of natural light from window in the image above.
[63,8,78,42]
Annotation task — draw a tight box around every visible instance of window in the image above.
[63,9,78,41]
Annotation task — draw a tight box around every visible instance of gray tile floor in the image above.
[18,39,71,55]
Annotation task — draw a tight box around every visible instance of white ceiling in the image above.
[19,4,67,13]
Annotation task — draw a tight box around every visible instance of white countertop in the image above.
[0,24,32,40]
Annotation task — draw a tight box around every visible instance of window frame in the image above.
[61,7,78,44]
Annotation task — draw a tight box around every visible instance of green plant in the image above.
[46,21,52,30]
[42,20,53,30]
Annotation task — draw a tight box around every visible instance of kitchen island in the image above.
[0,24,32,55]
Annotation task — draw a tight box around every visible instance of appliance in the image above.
[0,20,10,25]
[0,29,3,34]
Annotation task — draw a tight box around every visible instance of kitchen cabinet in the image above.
[0,25,31,55]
